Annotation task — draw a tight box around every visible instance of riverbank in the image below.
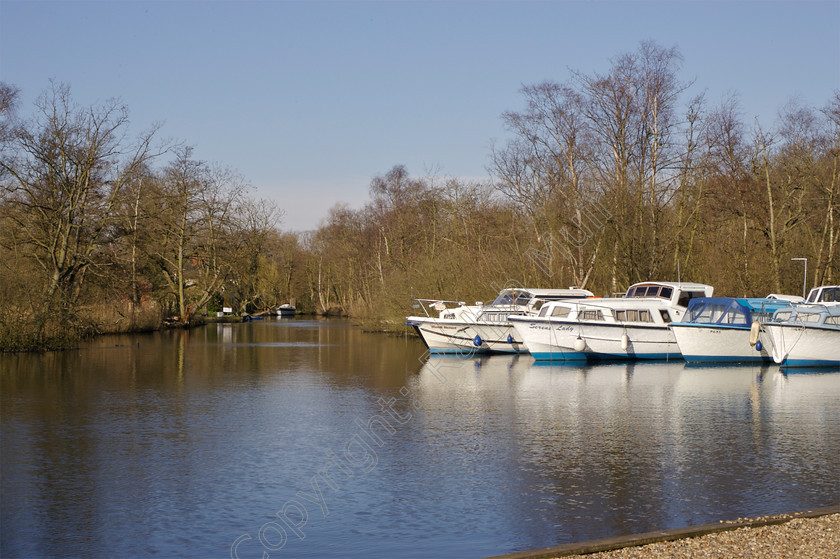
[0,304,266,352]
[488,506,839,559]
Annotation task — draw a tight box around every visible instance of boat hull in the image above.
[510,318,681,361]
[671,324,774,364]
[406,318,526,354]
[763,323,840,367]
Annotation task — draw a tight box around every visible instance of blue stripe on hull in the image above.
[782,358,840,369]
[428,347,491,355]
[683,355,772,364]
[531,351,588,361]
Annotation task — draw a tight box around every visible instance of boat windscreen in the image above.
[514,292,532,306]
[491,291,531,306]
[808,286,840,303]
[626,285,673,300]
[686,298,750,325]
[492,293,515,306]
[678,290,710,308]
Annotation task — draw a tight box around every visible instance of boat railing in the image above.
[410,299,466,318]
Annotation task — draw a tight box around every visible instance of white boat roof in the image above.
[506,288,593,297]
[766,293,806,302]
[629,281,712,290]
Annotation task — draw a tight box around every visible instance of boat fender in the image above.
[749,320,761,346]
[755,340,763,352]
[507,334,514,344]
[473,335,483,347]
[620,333,629,351]
[573,336,586,352]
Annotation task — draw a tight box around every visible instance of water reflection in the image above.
[1,320,838,559]
[407,357,839,548]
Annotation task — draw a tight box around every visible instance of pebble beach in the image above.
[571,513,840,559]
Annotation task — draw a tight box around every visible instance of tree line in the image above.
[309,42,838,326]
[0,81,295,349]
[2,41,838,350]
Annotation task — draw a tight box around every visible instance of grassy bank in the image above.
[0,300,163,352]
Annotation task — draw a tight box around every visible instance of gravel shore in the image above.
[573,513,840,558]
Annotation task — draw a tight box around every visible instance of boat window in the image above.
[724,310,747,325]
[551,306,571,318]
[514,292,532,306]
[660,310,671,323]
[539,307,550,317]
[752,310,773,321]
[819,287,840,302]
[580,310,604,321]
[625,287,636,297]
[825,316,840,326]
[678,291,706,308]
[492,293,514,306]
[774,311,791,322]
[616,309,654,322]
[659,287,673,299]
[801,313,822,323]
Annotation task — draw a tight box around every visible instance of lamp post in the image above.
[791,258,807,299]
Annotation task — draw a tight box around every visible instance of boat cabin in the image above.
[682,297,789,326]
[771,304,840,327]
[624,282,713,307]
[410,287,592,321]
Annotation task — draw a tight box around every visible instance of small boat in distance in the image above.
[406,287,594,354]
[277,303,296,318]
[762,285,840,368]
[509,281,713,361]
[671,297,792,364]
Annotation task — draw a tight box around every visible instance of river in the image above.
[1,318,838,558]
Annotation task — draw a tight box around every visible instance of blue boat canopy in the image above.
[684,297,791,325]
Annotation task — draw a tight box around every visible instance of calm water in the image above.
[1,319,838,558]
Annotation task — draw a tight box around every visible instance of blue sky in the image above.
[2,0,838,231]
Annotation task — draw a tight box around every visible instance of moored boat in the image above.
[277,303,296,317]
[405,287,593,354]
[762,285,840,368]
[671,297,792,364]
[509,281,713,361]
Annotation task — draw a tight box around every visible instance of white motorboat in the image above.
[509,281,713,361]
[671,297,792,364]
[762,285,840,368]
[276,304,296,317]
[405,287,593,354]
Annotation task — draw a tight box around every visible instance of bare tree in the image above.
[814,91,840,284]
[491,81,604,287]
[149,148,248,322]
[0,82,161,334]
[0,82,20,143]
